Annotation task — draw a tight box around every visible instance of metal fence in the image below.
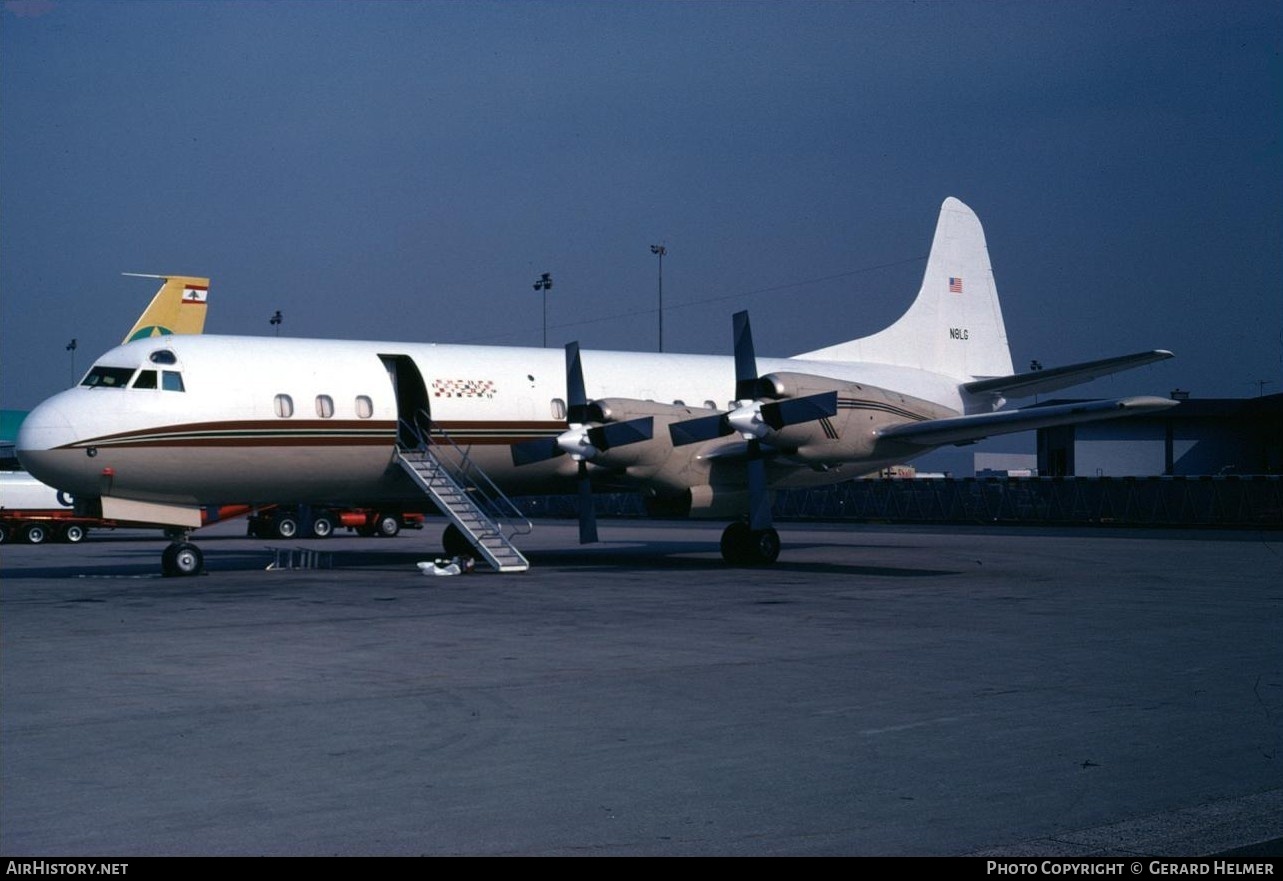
[514,476,1283,528]
[774,476,1283,527]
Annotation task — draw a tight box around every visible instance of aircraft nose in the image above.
[16,395,75,454]
[15,393,97,495]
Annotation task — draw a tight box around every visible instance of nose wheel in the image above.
[161,541,204,577]
[720,521,780,566]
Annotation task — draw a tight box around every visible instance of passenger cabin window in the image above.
[550,398,567,420]
[355,396,373,419]
[81,366,135,388]
[274,394,294,418]
[162,371,185,392]
[149,350,178,365]
[132,370,158,389]
[316,395,335,418]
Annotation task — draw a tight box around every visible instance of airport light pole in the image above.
[650,244,666,352]
[66,338,77,385]
[270,310,283,337]
[533,273,553,347]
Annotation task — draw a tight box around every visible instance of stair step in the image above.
[397,447,529,574]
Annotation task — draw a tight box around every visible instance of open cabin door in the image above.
[379,354,430,448]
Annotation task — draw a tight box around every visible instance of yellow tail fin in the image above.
[121,274,210,343]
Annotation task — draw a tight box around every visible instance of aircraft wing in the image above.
[879,396,1178,447]
[963,351,1173,399]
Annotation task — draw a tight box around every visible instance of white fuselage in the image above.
[16,335,970,512]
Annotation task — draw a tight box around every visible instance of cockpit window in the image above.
[132,370,158,389]
[162,371,185,392]
[149,350,178,365]
[81,366,136,388]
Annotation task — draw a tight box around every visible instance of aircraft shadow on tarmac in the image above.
[1,537,963,580]
[518,542,962,577]
[258,540,960,579]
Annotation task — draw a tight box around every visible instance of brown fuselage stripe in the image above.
[60,419,566,450]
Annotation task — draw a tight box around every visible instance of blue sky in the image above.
[2,0,1280,434]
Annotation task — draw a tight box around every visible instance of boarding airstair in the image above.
[396,414,531,573]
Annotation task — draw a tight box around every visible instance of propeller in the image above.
[565,342,599,544]
[509,342,654,544]
[731,312,772,531]
[667,311,839,531]
[670,312,837,450]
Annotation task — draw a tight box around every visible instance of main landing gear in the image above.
[720,521,781,566]
[161,529,204,577]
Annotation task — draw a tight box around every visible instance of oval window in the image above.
[316,395,335,418]
[274,394,294,418]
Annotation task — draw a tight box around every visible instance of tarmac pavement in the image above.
[2,520,1280,856]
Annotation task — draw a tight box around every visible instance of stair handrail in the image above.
[398,411,533,541]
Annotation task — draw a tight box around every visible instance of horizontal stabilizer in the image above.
[879,396,1178,447]
[964,351,1173,400]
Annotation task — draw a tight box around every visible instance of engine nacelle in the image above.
[748,372,959,464]
[585,398,714,470]
[642,485,756,520]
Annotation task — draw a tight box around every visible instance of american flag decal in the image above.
[948,277,963,294]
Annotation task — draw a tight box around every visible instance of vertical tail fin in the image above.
[121,274,210,343]
[796,198,1013,380]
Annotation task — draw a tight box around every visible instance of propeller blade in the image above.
[733,310,760,401]
[746,441,772,531]
[669,412,732,447]
[511,436,563,466]
[587,416,654,452]
[760,391,839,430]
[577,461,598,544]
[565,342,592,423]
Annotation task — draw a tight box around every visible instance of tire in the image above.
[60,523,88,543]
[442,523,476,557]
[311,514,335,539]
[375,514,400,538]
[0,523,9,544]
[720,521,751,564]
[162,542,204,577]
[24,522,51,545]
[747,527,781,565]
[274,516,299,539]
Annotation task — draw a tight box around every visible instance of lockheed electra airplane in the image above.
[16,198,1174,574]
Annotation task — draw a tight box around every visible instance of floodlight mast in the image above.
[650,244,666,352]
[533,273,553,347]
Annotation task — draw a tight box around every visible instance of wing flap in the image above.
[964,351,1173,399]
[880,396,1178,447]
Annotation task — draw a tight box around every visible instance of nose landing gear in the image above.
[161,530,204,577]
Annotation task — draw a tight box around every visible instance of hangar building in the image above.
[1036,393,1283,477]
